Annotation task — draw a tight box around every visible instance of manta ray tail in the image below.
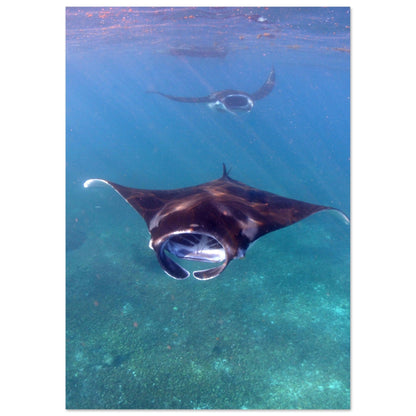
[221,163,232,178]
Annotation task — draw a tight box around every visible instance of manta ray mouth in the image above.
[165,233,226,262]
[158,232,228,280]
[210,94,254,113]
[222,94,253,112]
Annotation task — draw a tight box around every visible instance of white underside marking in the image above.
[83,178,109,188]
[241,217,259,240]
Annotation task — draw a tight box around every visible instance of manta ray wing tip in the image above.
[338,210,350,225]
[327,208,350,225]
[83,178,109,188]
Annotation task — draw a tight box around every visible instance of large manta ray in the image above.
[84,165,349,280]
[147,67,275,114]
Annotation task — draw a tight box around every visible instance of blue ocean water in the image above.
[66,7,350,409]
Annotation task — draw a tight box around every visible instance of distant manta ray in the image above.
[147,67,276,114]
[84,164,349,280]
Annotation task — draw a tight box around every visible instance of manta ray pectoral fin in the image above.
[250,66,276,101]
[83,178,109,188]
[146,90,212,103]
[84,178,136,210]
[329,208,350,225]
